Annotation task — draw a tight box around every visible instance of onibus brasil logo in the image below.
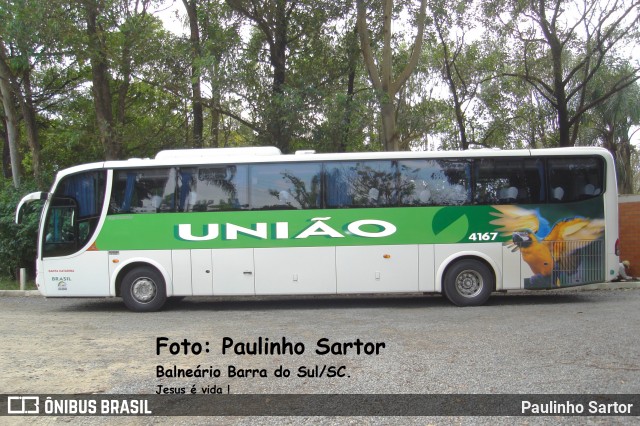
[6,396,151,415]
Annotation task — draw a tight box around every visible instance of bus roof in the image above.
[52,146,614,181]
[155,146,282,159]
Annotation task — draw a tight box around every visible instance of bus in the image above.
[15,146,619,312]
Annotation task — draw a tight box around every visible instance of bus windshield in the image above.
[43,171,106,257]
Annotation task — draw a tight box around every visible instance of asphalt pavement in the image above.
[1,285,639,424]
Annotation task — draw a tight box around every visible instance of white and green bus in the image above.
[16,146,620,311]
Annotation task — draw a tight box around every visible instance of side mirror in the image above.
[15,192,49,224]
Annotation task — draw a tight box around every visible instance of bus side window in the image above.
[518,159,542,203]
[111,168,176,213]
[547,157,604,202]
[398,160,430,206]
[397,159,469,206]
[249,163,320,210]
[326,167,353,208]
[191,165,248,212]
[177,170,196,211]
[474,158,510,204]
[325,161,398,208]
[473,158,540,205]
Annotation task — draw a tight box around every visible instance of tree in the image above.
[182,0,205,147]
[0,59,22,187]
[0,27,43,183]
[82,0,119,159]
[76,0,182,159]
[226,0,297,152]
[356,0,427,151]
[581,66,640,193]
[225,0,347,152]
[429,0,470,149]
[632,144,640,194]
[184,0,246,148]
[500,0,640,147]
[427,0,507,150]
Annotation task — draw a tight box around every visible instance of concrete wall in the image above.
[619,195,640,277]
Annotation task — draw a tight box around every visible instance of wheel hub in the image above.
[456,270,483,297]
[131,277,156,303]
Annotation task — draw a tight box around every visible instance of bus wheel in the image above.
[443,259,493,306]
[121,266,167,312]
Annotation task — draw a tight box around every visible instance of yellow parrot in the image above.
[511,231,553,276]
[490,206,605,282]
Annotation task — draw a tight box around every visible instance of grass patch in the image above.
[0,277,37,291]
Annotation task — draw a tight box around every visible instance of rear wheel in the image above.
[443,259,494,306]
[121,266,167,312]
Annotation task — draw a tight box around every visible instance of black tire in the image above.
[120,266,167,312]
[443,259,494,306]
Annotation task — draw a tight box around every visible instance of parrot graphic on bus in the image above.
[489,205,605,288]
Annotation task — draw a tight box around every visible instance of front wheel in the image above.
[443,259,494,306]
[121,266,167,312]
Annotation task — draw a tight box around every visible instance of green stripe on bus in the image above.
[96,206,485,250]
[95,199,604,251]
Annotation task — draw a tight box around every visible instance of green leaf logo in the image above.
[432,207,469,242]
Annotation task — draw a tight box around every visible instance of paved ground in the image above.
[1,286,639,424]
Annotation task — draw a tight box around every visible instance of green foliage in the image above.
[578,62,640,193]
[0,277,36,291]
[0,180,40,279]
[0,0,638,193]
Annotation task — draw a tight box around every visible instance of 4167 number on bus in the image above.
[468,232,498,241]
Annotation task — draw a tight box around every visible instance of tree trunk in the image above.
[548,35,571,147]
[209,51,222,147]
[226,0,295,152]
[85,0,119,160]
[0,69,22,187]
[0,39,39,183]
[2,123,10,179]
[21,71,42,179]
[621,147,632,194]
[116,42,131,130]
[210,97,220,148]
[183,0,204,148]
[617,138,634,194]
[356,0,426,151]
[266,0,290,152]
[380,101,398,151]
[537,0,572,147]
[341,62,356,152]
[434,16,469,150]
